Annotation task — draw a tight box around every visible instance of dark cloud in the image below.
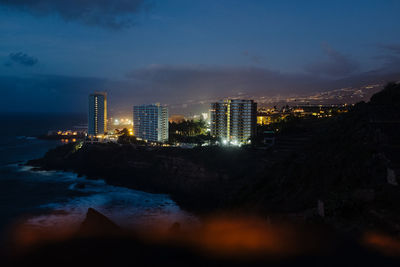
[372,44,400,73]
[242,51,265,64]
[0,0,150,29]
[376,55,400,73]
[379,44,400,54]
[6,52,38,67]
[305,44,359,78]
[126,64,327,100]
[0,74,164,114]
[0,67,327,113]
[1,65,400,114]
[126,64,400,112]
[0,74,109,112]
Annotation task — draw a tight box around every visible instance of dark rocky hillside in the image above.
[233,82,400,234]
[28,83,400,235]
[27,142,271,213]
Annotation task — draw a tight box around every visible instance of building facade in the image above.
[133,104,169,142]
[88,92,107,136]
[210,99,257,145]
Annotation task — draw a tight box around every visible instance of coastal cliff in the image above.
[27,143,269,213]
[28,83,400,235]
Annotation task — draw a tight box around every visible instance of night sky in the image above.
[1,0,400,115]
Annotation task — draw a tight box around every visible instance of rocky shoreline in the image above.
[26,143,270,214]
[27,83,400,236]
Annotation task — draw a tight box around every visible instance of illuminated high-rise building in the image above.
[133,104,168,143]
[88,92,107,136]
[210,99,257,145]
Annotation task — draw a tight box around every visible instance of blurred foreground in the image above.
[3,208,400,267]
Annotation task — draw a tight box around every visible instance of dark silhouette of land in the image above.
[14,83,400,265]
[4,207,400,267]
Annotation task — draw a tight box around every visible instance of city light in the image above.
[112,118,132,126]
[2,2,399,265]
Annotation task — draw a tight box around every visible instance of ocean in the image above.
[0,113,194,242]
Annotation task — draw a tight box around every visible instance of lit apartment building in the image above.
[210,99,257,145]
[133,104,169,142]
[88,92,107,136]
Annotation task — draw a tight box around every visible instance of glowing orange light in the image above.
[363,232,400,256]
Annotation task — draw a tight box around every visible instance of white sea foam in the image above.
[25,171,197,230]
[16,164,79,182]
[7,156,197,230]
[17,165,33,172]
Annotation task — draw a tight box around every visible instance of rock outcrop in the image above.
[78,208,121,236]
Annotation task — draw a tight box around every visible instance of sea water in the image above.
[0,113,195,241]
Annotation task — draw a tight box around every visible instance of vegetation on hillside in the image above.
[27,83,400,235]
[168,119,216,145]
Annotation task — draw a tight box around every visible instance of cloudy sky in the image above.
[1,0,400,114]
